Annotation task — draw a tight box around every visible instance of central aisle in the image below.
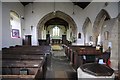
[45,47,77,80]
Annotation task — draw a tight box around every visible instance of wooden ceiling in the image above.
[21,2,32,6]
[73,2,90,9]
[45,17,68,27]
[21,2,91,9]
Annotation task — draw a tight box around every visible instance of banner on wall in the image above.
[12,29,20,38]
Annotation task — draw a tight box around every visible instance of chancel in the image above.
[0,0,120,80]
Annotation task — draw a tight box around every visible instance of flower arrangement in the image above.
[71,36,77,43]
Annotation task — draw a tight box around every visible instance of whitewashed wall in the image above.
[1,2,118,47]
[2,2,24,48]
[24,2,83,45]
[85,22,92,44]
[0,1,2,50]
[118,2,120,71]
[80,2,118,24]
[0,1,2,77]
[24,2,118,46]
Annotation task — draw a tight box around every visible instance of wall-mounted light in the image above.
[21,16,24,20]
[72,3,75,15]
[104,2,108,7]
[31,3,34,13]
[31,26,33,30]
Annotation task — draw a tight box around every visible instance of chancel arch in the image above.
[82,17,92,45]
[93,9,111,46]
[37,11,77,43]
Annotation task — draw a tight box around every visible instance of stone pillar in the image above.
[118,13,120,74]
[83,33,86,45]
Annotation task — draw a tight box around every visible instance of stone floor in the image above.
[45,45,119,80]
[45,49,77,80]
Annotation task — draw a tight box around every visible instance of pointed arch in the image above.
[10,10,21,38]
[93,9,111,45]
[82,17,92,45]
[82,17,91,34]
[37,10,77,39]
[93,9,111,37]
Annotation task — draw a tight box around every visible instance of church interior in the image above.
[0,0,120,80]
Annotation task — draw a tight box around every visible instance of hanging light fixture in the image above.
[72,3,75,15]
[31,2,34,13]
[31,2,34,31]
[53,0,56,15]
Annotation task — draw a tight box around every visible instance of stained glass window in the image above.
[53,26,60,36]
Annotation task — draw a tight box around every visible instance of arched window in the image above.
[104,31,109,40]
[10,10,21,38]
[53,26,60,36]
[78,33,81,39]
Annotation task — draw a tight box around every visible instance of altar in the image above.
[51,39,62,44]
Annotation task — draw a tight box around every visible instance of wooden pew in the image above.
[2,54,45,60]
[2,56,47,79]
[2,45,51,68]
[64,45,102,70]
[2,60,45,79]
[1,45,51,80]
[2,46,51,55]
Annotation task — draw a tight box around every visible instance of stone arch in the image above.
[10,10,20,18]
[37,10,77,39]
[93,9,111,45]
[82,17,92,45]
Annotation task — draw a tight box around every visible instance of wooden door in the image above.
[24,35,32,45]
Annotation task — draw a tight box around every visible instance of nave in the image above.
[1,44,119,80]
[0,1,119,80]
[1,45,77,80]
[45,49,77,79]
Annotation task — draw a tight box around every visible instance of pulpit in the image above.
[62,35,66,44]
[46,34,50,44]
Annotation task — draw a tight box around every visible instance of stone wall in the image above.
[118,1,120,74]
[101,18,118,70]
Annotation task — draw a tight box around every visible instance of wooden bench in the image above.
[1,45,51,79]
[2,59,45,79]
[64,45,102,70]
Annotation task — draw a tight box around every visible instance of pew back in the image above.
[2,45,51,79]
